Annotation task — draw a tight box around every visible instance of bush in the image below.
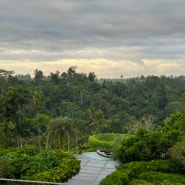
[0,146,80,183]
[0,148,18,156]
[129,179,153,185]
[88,133,123,150]
[139,171,185,184]
[20,145,39,156]
[20,149,63,177]
[29,155,80,182]
[114,128,184,163]
[100,171,129,185]
[147,160,185,174]
[0,156,14,178]
[6,149,31,178]
[100,160,185,185]
[168,139,185,166]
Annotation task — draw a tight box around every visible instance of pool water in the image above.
[81,152,114,161]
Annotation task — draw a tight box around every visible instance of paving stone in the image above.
[63,152,118,185]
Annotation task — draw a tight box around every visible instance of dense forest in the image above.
[1,67,185,148]
[1,67,185,184]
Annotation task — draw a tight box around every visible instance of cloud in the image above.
[0,0,185,77]
[143,59,185,76]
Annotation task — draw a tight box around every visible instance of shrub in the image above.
[88,133,123,150]
[100,171,129,185]
[114,128,184,163]
[1,146,80,183]
[29,155,80,182]
[21,149,63,177]
[129,179,153,185]
[168,139,185,166]
[139,171,185,184]
[0,156,14,178]
[20,145,39,156]
[100,160,185,185]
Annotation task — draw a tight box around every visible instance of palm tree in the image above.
[89,108,108,134]
[33,92,44,149]
[46,117,75,151]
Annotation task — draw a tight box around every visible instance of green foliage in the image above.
[0,156,14,178]
[1,146,80,183]
[46,117,76,150]
[114,129,151,162]
[163,112,184,132]
[21,149,62,177]
[0,122,16,147]
[2,69,185,184]
[168,139,185,166]
[129,179,153,185]
[7,150,30,178]
[114,125,184,163]
[139,172,185,185]
[100,170,129,185]
[2,70,185,149]
[100,160,185,185]
[20,144,39,156]
[88,133,123,150]
[88,108,109,134]
[29,156,80,182]
[0,148,18,156]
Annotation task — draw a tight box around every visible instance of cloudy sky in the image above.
[0,0,185,78]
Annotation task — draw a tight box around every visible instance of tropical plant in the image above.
[46,117,75,150]
[1,145,80,183]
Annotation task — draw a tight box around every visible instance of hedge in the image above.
[88,133,124,150]
[100,160,185,185]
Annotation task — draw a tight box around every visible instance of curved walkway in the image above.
[63,152,118,185]
[0,152,117,185]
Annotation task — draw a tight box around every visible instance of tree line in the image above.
[1,67,185,149]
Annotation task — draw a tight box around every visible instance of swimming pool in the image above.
[80,152,114,161]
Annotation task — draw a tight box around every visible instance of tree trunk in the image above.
[67,134,70,151]
[37,111,41,149]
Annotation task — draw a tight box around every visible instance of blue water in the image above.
[81,152,114,161]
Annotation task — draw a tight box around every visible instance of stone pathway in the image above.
[63,152,117,185]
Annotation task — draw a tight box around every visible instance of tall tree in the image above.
[88,72,96,82]
[34,69,44,85]
[49,71,60,85]
[0,69,14,95]
[46,117,75,150]
[67,66,77,78]
[89,108,108,134]
[0,69,14,81]
[33,92,44,148]
[6,86,31,147]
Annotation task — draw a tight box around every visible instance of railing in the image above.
[0,178,68,184]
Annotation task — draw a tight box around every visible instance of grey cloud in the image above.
[0,0,184,63]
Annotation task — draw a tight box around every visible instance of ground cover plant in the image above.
[0,145,80,183]
[100,160,185,185]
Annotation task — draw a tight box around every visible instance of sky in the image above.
[0,0,185,78]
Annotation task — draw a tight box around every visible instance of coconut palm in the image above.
[33,92,44,149]
[89,108,108,134]
[46,117,75,151]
